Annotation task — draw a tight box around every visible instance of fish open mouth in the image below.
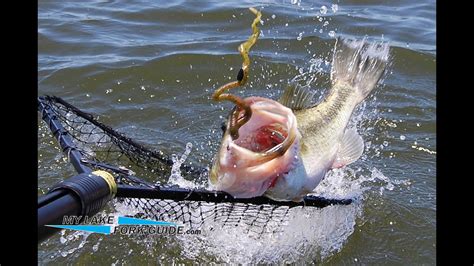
[226,97,298,164]
[210,96,300,198]
[236,123,288,153]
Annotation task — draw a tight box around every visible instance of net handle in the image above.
[38,96,91,174]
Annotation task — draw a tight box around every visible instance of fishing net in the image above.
[38,95,351,237]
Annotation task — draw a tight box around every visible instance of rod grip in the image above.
[38,171,116,242]
[49,171,116,217]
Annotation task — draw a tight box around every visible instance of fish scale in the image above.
[297,82,357,158]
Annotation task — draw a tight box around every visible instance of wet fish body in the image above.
[211,38,390,201]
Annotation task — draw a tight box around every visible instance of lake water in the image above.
[38,0,436,264]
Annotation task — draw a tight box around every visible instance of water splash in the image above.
[172,158,401,263]
[167,142,196,189]
[291,0,301,6]
[411,144,436,155]
[296,32,303,41]
[177,202,361,263]
[56,229,92,258]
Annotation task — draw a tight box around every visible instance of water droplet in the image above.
[291,0,300,5]
[92,242,100,252]
[400,135,406,140]
[320,5,327,14]
[271,14,276,19]
[186,142,193,149]
[383,141,389,146]
[297,32,303,41]
[331,4,338,13]
[328,31,336,37]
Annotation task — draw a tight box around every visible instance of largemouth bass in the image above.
[209,9,389,201]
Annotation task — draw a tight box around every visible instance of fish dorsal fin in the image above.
[332,128,364,169]
[278,82,315,110]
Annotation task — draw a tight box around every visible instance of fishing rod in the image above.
[38,171,115,242]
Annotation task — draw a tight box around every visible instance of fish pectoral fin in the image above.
[278,82,315,110]
[332,128,364,169]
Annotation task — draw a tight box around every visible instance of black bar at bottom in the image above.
[115,185,352,208]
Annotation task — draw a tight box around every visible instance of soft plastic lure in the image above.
[212,7,262,140]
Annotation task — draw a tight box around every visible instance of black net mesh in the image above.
[120,199,291,235]
[38,96,348,237]
[39,95,203,183]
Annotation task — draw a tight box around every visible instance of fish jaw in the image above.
[210,97,301,198]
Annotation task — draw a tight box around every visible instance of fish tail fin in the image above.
[330,37,390,103]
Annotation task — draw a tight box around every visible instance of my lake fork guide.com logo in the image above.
[46,215,201,236]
